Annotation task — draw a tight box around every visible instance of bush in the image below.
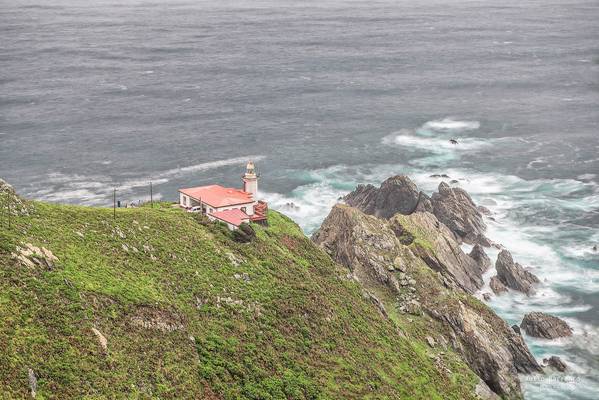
[232,223,256,243]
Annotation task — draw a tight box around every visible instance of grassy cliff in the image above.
[0,191,479,399]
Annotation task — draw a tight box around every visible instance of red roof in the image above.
[209,209,250,227]
[179,185,254,207]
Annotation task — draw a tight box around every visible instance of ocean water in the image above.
[1,0,598,398]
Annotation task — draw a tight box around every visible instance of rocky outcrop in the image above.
[520,312,573,339]
[28,368,37,398]
[469,244,492,274]
[91,327,108,353]
[343,177,491,247]
[437,299,541,397]
[490,276,508,295]
[0,178,31,217]
[543,356,567,372]
[414,191,433,213]
[313,204,541,398]
[431,182,488,246]
[12,243,59,270]
[390,211,484,293]
[495,250,540,296]
[343,175,422,218]
[475,379,501,400]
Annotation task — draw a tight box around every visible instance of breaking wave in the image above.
[159,155,265,178]
[381,118,497,167]
[420,118,480,132]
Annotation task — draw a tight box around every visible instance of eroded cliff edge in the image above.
[313,177,542,399]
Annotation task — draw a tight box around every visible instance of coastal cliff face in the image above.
[313,203,541,399]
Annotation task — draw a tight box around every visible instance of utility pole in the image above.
[113,188,116,220]
[150,181,153,208]
[7,191,11,229]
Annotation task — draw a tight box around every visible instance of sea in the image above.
[1,0,598,398]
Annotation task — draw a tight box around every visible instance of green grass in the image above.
[0,197,479,399]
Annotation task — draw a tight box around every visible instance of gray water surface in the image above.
[1,1,598,398]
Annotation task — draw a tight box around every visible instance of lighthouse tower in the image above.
[242,161,258,198]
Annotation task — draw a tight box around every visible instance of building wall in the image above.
[243,178,258,198]
[179,193,189,207]
[180,193,255,216]
[212,202,256,216]
[206,214,249,230]
[180,193,202,208]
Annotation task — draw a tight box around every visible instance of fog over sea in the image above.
[1,0,598,398]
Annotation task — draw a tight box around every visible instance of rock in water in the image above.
[495,250,540,296]
[469,244,492,273]
[543,356,567,372]
[489,276,508,295]
[343,175,421,218]
[431,182,488,246]
[520,312,573,339]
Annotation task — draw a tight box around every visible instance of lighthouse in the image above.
[242,161,258,198]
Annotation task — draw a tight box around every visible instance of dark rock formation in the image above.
[543,356,567,372]
[343,175,421,218]
[520,312,573,339]
[490,276,508,295]
[469,244,492,274]
[511,325,521,335]
[431,182,488,246]
[343,177,491,246]
[413,191,433,213]
[313,204,541,398]
[495,250,540,296]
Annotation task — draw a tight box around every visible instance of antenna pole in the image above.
[6,191,11,229]
[113,188,116,220]
[150,181,153,208]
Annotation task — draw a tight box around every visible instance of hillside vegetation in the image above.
[0,185,479,399]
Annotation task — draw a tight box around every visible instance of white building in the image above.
[178,161,267,229]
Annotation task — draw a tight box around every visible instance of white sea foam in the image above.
[577,173,596,181]
[383,133,490,152]
[382,119,493,167]
[420,118,480,132]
